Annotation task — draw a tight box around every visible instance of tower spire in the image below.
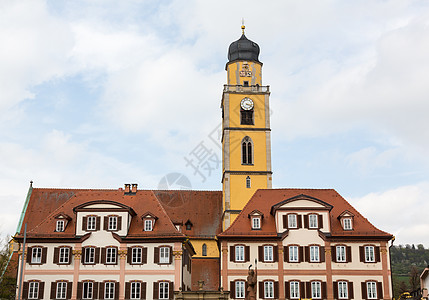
[241,18,245,35]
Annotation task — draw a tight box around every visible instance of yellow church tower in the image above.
[222,25,272,229]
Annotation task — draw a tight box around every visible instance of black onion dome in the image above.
[228,34,260,63]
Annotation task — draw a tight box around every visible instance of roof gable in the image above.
[270,194,333,215]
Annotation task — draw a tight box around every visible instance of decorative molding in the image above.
[72,250,82,259]
[173,250,182,259]
[118,250,127,259]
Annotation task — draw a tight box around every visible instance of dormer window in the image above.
[56,220,65,232]
[338,210,354,231]
[288,214,297,228]
[308,214,318,229]
[185,220,193,230]
[141,212,157,232]
[144,219,153,231]
[343,218,352,230]
[248,210,264,230]
[87,216,96,231]
[252,217,261,229]
[108,216,117,231]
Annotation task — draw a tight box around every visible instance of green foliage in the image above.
[0,236,16,300]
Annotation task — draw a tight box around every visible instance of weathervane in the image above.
[241,18,245,34]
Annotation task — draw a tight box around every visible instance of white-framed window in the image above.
[290,281,300,299]
[59,247,69,264]
[338,281,348,299]
[264,281,274,299]
[343,218,352,230]
[82,281,93,299]
[311,281,321,299]
[246,176,251,188]
[365,246,375,262]
[160,247,170,264]
[264,245,273,262]
[31,247,42,264]
[56,282,67,299]
[131,281,141,299]
[87,216,96,231]
[367,282,377,299]
[289,246,299,262]
[106,247,117,264]
[108,216,117,231]
[104,282,115,299]
[236,281,245,299]
[235,245,245,262]
[288,214,297,228]
[336,245,346,262]
[144,219,153,231]
[56,220,65,232]
[132,247,142,264]
[310,245,320,262]
[252,217,261,229]
[159,282,169,299]
[28,281,39,299]
[309,214,318,228]
[84,247,95,264]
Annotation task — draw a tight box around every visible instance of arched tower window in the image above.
[202,244,207,256]
[241,108,254,125]
[246,176,251,189]
[242,136,253,165]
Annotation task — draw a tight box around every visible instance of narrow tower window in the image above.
[246,176,251,188]
[240,108,254,125]
[242,137,253,165]
[202,244,207,256]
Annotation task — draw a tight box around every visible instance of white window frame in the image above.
[252,217,261,229]
[343,218,352,230]
[84,247,95,264]
[235,245,245,262]
[87,216,96,231]
[28,281,39,299]
[289,246,299,262]
[56,282,67,299]
[159,247,170,264]
[290,281,300,299]
[338,281,348,299]
[236,281,245,299]
[365,246,375,262]
[132,247,142,264]
[159,282,169,299]
[264,245,273,262]
[246,176,251,188]
[82,281,93,299]
[367,282,377,299]
[104,282,115,299]
[288,214,297,228]
[31,247,42,264]
[130,281,141,299]
[264,281,274,299]
[106,247,117,264]
[336,245,346,262]
[311,281,321,299]
[309,214,318,228]
[310,245,320,262]
[59,247,69,264]
[144,219,153,231]
[56,220,65,232]
[108,216,117,231]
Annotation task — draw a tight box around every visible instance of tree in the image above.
[409,266,420,291]
[0,235,17,300]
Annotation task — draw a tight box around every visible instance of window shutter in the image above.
[53,247,59,264]
[377,282,383,300]
[99,282,105,300]
[96,216,101,230]
[258,246,263,262]
[359,246,364,262]
[127,247,132,264]
[95,247,100,264]
[115,282,119,299]
[42,247,47,264]
[81,247,86,264]
[284,246,289,262]
[331,246,337,262]
[300,282,305,299]
[245,246,250,262]
[66,282,72,299]
[50,282,56,299]
[93,282,99,300]
[375,246,381,262]
[142,247,148,264]
[304,246,310,262]
[320,247,325,262]
[259,282,264,299]
[305,282,311,298]
[104,216,108,230]
[299,246,304,263]
[38,282,45,300]
[274,281,279,299]
[285,281,290,299]
[230,281,236,299]
[125,282,130,299]
[361,282,367,300]
[101,248,106,265]
[26,247,32,264]
[77,282,82,299]
[333,281,338,299]
[297,215,302,228]
[318,214,323,229]
[169,246,173,264]
[153,282,158,299]
[154,247,159,264]
[245,281,249,299]
[283,215,288,229]
[169,281,174,300]
[273,246,278,262]
[322,282,327,299]
[348,281,354,299]
[82,217,87,230]
[117,216,122,230]
[303,215,309,228]
[142,282,147,299]
[346,246,352,262]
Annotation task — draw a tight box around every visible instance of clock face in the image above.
[241,98,254,110]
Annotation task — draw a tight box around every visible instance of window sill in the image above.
[241,163,254,166]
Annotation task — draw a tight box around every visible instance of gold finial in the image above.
[241,18,245,34]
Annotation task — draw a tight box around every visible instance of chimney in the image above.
[124,184,131,194]
[131,183,138,194]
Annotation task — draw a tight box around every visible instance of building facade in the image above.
[13,27,393,300]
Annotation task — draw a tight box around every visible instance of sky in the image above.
[1,0,429,247]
